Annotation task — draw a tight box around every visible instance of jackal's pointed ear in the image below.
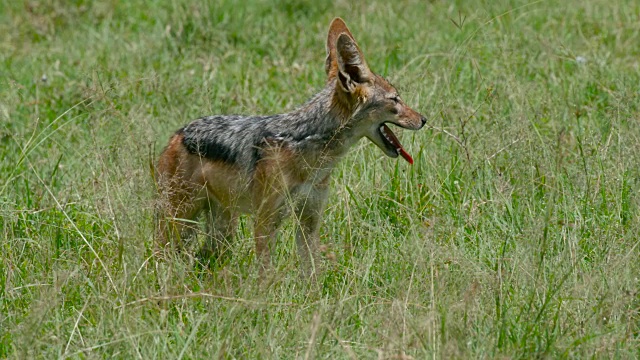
[335,33,371,93]
[325,17,355,77]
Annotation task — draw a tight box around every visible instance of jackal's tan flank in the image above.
[156,18,426,275]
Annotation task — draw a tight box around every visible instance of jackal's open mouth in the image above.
[379,124,413,164]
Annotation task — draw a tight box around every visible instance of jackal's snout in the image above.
[397,102,427,130]
[369,97,426,165]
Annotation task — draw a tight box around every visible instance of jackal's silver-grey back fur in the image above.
[181,82,351,173]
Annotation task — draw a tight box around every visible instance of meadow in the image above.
[1,0,639,358]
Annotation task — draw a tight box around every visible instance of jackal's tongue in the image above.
[381,124,413,165]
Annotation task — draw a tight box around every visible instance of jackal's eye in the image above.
[390,95,400,103]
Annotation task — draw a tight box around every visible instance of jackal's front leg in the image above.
[252,186,290,273]
[254,206,287,273]
[294,180,329,277]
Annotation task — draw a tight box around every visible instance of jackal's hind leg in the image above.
[197,202,237,264]
[155,176,206,255]
[155,200,203,254]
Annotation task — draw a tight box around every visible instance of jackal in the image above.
[156,18,426,275]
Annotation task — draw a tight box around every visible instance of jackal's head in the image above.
[325,18,426,164]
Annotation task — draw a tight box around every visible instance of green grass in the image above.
[2,0,639,358]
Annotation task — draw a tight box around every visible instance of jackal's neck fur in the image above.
[281,77,362,151]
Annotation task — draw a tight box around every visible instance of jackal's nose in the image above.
[420,116,427,127]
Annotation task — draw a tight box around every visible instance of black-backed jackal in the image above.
[156,18,426,276]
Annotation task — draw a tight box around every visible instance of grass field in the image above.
[2,0,640,358]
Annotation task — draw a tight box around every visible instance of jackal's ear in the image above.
[335,33,371,93]
[325,17,355,77]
